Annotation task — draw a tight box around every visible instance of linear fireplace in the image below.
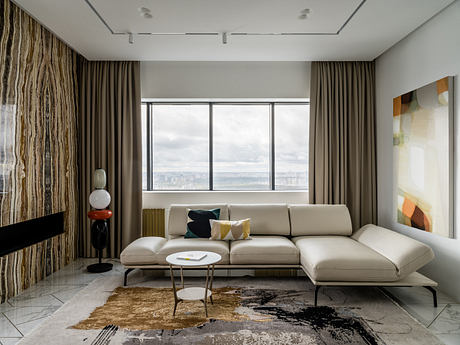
[0,212,65,256]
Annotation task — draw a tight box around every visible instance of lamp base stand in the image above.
[87,219,112,273]
[87,262,113,273]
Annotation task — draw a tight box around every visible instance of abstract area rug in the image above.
[18,276,443,345]
[73,286,381,344]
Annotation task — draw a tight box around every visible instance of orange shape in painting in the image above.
[88,210,113,220]
[393,96,402,117]
[436,77,448,94]
[423,214,431,232]
[401,198,416,218]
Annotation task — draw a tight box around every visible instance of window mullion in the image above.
[209,103,213,191]
[146,103,153,191]
[270,103,275,190]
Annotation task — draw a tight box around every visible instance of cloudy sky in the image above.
[142,103,309,176]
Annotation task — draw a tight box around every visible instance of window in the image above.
[142,101,309,191]
[274,104,309,190]
[213,105,270,190]
[148,104,209,190]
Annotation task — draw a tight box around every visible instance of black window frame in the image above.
[142,101,309,191]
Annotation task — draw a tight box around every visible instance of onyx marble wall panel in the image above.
[0,0,78,302]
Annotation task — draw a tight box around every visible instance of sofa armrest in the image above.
[120,236,167,266]
[352,224,434,279]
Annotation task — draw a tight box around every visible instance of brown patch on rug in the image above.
[72,286,263,330]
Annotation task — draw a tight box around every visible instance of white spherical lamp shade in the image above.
[89,189,111,209]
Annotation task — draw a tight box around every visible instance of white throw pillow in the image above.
[209,219,251,240]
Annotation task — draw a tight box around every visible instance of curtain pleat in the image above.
[78,61,142,257]
[309,61,376,229]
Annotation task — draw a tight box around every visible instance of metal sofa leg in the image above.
[424,286,438,307]
[314,285,321,307]
[124,268,134,286]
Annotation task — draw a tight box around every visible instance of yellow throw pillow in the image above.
[209,219,251,240]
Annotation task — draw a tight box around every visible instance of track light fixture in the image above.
[299,8,311,20]
[129,33,134,44]
[222,32,228,44]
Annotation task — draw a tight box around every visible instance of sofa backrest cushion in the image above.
[352,224,435,279]
[229,204,290,235]
[168,204,228,236]
[289,204,352,236]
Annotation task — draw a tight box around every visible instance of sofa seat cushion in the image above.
[157,237,229,264]
[230,236,299,265]
[293,236,398,282]
[120,237,167,265]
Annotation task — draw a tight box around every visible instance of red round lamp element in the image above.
[88,210,113,220]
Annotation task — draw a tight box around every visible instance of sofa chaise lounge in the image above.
[120,204,438,307]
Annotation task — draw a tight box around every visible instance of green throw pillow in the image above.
[184,208,221,238]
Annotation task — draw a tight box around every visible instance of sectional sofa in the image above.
[120,204,438,306]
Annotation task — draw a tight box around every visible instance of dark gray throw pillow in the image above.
[184,208,221,238]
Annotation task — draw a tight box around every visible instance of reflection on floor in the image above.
[0,258,459,345]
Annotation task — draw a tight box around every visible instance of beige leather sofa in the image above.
[120,204,438,306]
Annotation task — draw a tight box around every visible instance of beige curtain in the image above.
[309,61,376,229]
[78,61,142,257]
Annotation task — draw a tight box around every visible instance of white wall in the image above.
[376,1,460,301]
[143,191,308,209]
[141,61,310,98]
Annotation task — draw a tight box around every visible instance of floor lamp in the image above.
[87,169,113,273]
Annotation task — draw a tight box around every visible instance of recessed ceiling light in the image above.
[301,8,311,14]
[298,14,307,20]
[141,12,153,19]
[138,7,151,13]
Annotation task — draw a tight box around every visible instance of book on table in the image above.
[177,252,207,261]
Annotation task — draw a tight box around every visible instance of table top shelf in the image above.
[177,287,212,301]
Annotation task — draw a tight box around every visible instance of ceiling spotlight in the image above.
[298,8,310,20]
[128,33,134,44]
[141,12,153,19]
[138,7,151,13]
[222,32,228,44]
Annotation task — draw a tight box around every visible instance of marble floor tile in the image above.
[435,333,460,345]
[13,315,54,336]
[7,294,63,308]
[0,315,22,337]
[36,270,102,287]
[429,304,460,334]
[0,303,14,313]
[51,285,86,303]
[3,306,60,326]
[383,286,455,306]
[401,303,448,327]
[0,338,22,345]
[9,284,63,298]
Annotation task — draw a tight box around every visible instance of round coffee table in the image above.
[166,251,221,317]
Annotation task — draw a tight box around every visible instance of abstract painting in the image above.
[393,77,453,238]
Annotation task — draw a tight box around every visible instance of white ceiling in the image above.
[13,0,455,61]
[90,0,362,34]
